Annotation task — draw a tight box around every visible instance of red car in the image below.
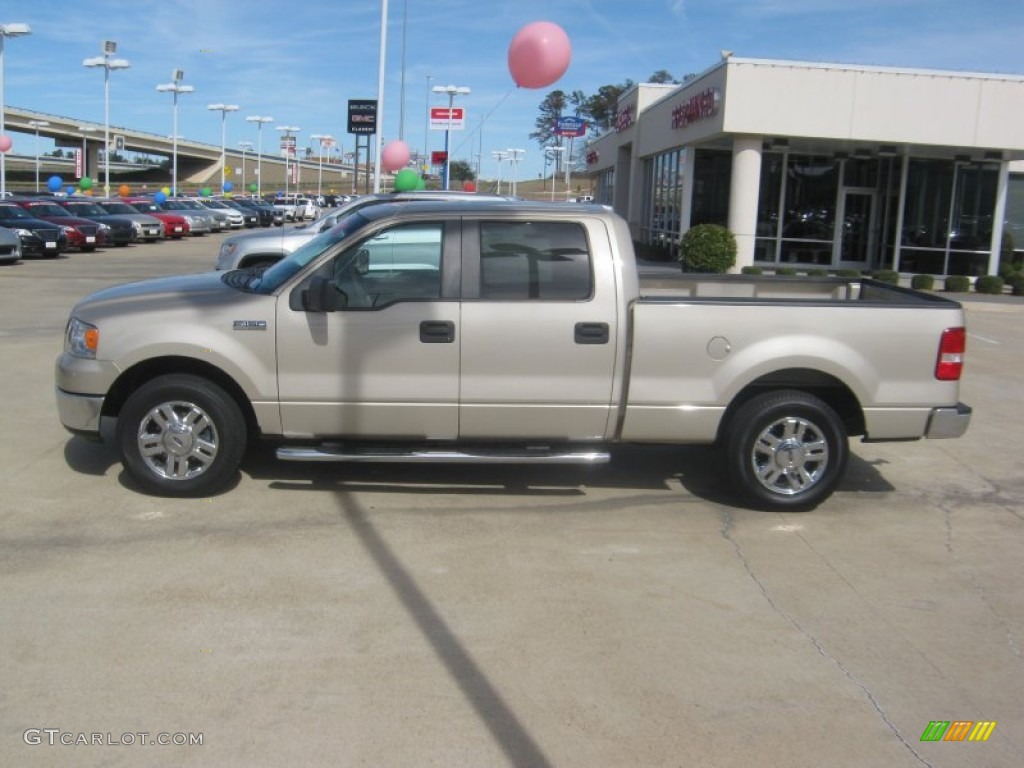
[15,199,107,252]
[123,198,190,239]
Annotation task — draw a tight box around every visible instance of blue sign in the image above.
[555,116,587,137]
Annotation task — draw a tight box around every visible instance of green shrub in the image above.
[944,275,971,293]
[679,224,737,274]
[911,274,935,291]
[872,270,900,285]
[775,267,798,276]
[835,268,862,278]
[974,275,1005,294]
[740,266,764,275]
[804,268,829,277]
[1009,273,1024,296]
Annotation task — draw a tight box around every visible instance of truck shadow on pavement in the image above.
[62,437,895,507]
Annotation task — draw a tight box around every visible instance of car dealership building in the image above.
[586,57,1024,276]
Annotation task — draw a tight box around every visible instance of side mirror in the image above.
[302,275,348,312]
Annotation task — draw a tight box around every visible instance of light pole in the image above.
[28,119,49,193]
[545,146,564,201]
[276,125,299,198]
[432,84,469,191]
[0,23,31,198]
[83,40,131,198]
[155,69,193,196]
[309,133,333,198]
[422,74,432,176]
[245,115,273,198]
[238,141,253,193]
[207,103,239,192]
[491,150,508,195]
[507,148,525,197]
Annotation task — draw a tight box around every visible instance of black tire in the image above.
[116,374,247,497]
[724,390,848,511]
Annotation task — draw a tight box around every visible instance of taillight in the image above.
[935,327,966,381]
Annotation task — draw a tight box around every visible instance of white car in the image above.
[199,199,245,228]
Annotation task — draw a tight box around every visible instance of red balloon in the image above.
[508,21,571,89]
[0,135,12,153]
[463,181,476,193]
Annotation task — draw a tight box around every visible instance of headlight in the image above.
[220,242,237,258]
[132,222,144,235]
[98,223,111,233]
[62,225,76,235]
[13,228,33,238]
[65,317,99,359]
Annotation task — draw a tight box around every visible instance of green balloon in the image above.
[393,168,419,192]
[78,176,93,190]
[415,175,427,190]
[201,186,212,197]
[249,183,258,193]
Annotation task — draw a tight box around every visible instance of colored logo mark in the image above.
[920,720,996,742]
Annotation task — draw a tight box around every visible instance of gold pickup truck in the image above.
[55,201,970,509]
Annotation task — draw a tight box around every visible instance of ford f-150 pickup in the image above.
[55,201,971,509]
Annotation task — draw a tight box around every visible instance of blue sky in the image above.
[3,0,1023,181]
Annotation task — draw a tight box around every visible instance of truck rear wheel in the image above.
[724,390,848,510]
[116,374,246,496]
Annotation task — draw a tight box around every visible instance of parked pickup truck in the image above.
[55,201,971,509]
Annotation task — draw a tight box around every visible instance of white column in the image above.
[727,135,763,272]
[989,159,1010,276]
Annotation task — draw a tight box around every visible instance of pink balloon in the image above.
[0,135,11,153]
[508,21,571,89]
[381,140,411,173]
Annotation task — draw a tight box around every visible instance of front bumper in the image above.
[56,387,105,437]
[925,402,972,439]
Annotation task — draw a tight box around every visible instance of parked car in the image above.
[93,200,166,242]
[217,199,259,228]
[122,199,189,239]
[0,203,65,257]
[14,199,107,251]
[156,199,213,235]
[234,197,280,227]
[57,200,135,246]
[0,226,22,264]
[197,199,245,229]
[216,191,512,271]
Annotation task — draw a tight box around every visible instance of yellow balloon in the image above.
[161,186,171,195]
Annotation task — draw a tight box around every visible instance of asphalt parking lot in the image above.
[2,234,1023,767]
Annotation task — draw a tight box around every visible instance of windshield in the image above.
[98,202,137,214]
[201,201,226,209]
[129,201,161,213]
[0,205,33,220]
[25,203,68,216]
[64,202,105,215]
[236,211,373,295]
[165,200,201,210]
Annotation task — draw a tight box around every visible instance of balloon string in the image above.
[450,86,516,157]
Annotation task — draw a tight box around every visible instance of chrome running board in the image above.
[276,444,610,465]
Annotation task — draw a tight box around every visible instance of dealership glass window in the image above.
[594,168,615,206]
[640,148,685,257]
[777,155,839,265]
[899,160,997,276]
[1004,173,1024,267]
[691,149,731,227]
[754,153,784,263]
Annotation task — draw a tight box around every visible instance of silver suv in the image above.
[216,191,511,271]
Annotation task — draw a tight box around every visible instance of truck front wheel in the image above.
[724,390,848,511]
[116,374,247,496]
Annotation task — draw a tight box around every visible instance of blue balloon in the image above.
[48,175,63,193]
[66,186,76,196]
[223,181,233,192]
[154,191,167,204]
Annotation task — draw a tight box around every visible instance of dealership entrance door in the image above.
[838,189,877,267]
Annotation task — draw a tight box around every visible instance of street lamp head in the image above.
[208,104,239,112]
[82,56,105,68]
[108,59,131,70]
[276,125,300,133]
[0,23,31,37]
[247,115,274,124]
[103,40,117,54]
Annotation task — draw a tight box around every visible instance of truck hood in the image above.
[71,271,264,322]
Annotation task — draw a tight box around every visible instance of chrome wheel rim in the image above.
[137,400,219,480]
[751,416,829,496]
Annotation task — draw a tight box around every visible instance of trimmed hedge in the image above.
[911,274,935,291]
[872,270,899,285]
[974,275,1005,295]
[774,267,798,276]
[835,268,863,278]
[944,276,971,293]
[740,266,764,275]
[804,268,829,277]
[679,224,737,274]
[1009,273,1024,296]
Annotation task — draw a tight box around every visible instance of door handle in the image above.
[420,320,456,343]
[574,322,609,345]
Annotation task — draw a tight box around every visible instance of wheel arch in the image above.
[101,356,260,439]
[716,368,865,443]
